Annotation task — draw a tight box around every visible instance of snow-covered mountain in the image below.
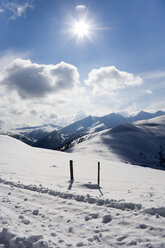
[34,115,98,150]
[68,116,165,170]
[0,128,33,145]
[0,123,61,145]
[15,123,61,142]
[0,135,165,247]
[131,110,165,122]
[34,110,165,151]
[1,110,165,149]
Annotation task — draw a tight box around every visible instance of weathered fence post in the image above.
[69,160,74,181]
[98,161,100,186]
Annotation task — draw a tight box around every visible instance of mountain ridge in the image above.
[68,115,165,170]
[34,110,165,150]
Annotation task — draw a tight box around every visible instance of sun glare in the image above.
[73,20,89,38]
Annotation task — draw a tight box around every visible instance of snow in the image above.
[0,135,165,247]
[68,116,165,168]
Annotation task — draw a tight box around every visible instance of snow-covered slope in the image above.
[0,135,165,247]
[68,116,165,169]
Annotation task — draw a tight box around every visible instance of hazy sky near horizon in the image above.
[0,0,165,128]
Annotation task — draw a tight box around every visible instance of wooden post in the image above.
[69,160,74,181]
[98,161,100,186]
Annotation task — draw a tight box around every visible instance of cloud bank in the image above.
[0,59,79,99]
[85,66,143,94]
[1,56,161,128]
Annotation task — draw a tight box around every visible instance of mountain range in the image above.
[34,110,165,151]
[1,110,165,170]
[1,110,165,157]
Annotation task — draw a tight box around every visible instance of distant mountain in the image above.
[16,123,60,131]
[0,129,33,145]
[34,110,165,151]
[1,110,164,149]
[68,116,165,170]
[15,123,61,142]
[131,110,165,122]
[34,116,97,150]
[97,113,129,128]
[0,123,61,145]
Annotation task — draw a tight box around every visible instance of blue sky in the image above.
[0,0,165,128]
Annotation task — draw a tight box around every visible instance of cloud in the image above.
[0,120,4,128]
[0,54,163,129]
[2,1,33,20]
[74,110,88,122]
[0,9,5,13]
[0,58,80,99]
[0,50,28,71]
[141,71,165,80]
[75,5,86,11]
[146,89,153,94]
[85,66,143,94]
[10,2,33,19]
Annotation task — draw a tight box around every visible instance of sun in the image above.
[73,20,89,38]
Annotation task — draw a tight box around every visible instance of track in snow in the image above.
[0,178,165,248]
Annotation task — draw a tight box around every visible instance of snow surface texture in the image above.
[68,116,165,169]
[0,135,165,247]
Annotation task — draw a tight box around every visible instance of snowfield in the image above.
[0,135,165,247]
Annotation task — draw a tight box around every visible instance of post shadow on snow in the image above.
[68,179,74,190]
[83,183,104,196]
[67,181,103,195]
[99,187,104,196]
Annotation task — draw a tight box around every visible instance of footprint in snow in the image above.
[22,219,30,225]
[76,242,84,247]
[84,213,99,221]
[116,235,128,241]
[68,227,73,233]
[32,209,39,215]
[102,214,112,224]
[138,224,148,229]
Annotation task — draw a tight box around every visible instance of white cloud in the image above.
[74,110,88,122]
[0,54,164,129]
[146,89,153,94]
[2,1,33,20]
[0,58,80,99]
[0,50,28,71]
[75,5,86,11]
[85,66,143,94]
[0,8,5,13]
[141,71,165,80]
